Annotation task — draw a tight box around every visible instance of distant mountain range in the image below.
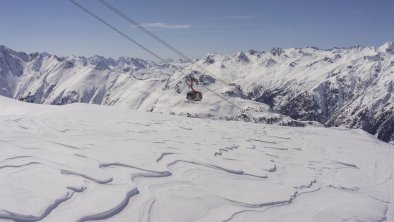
[1,43,393,143]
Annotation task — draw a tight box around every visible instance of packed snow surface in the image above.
[0,96,393,222]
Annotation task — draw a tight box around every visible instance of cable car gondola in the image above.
[186,76,202,101]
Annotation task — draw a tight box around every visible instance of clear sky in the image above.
[1,0,393,60]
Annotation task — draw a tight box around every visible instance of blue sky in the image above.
[0,0,393,60]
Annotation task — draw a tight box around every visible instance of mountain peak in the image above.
[235,51,249,62]
[202,54,216,64]
[270,47,284,56]
[0,45,11,54]
[39,52,51,57]
[248,49,259,55]
[378,41,394,53]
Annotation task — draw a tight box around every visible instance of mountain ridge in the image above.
[0,43,393,142]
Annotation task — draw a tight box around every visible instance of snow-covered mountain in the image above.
[0,43,393,142]
[1,96,393,221]
[180,43,394,143]
[0,44,302,126]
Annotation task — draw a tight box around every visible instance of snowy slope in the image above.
[0,96,393,222]
[173,43,394,142]
[0,45,300,126]
[0,43,394,142]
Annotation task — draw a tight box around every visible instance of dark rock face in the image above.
[223,83,245,98]
[255,90,282,108]
[203,55,215,64]
[63,60,75,69]
[353,107,394,142]
[54,91,81,105]
[251,82,394,143]
[0,46,24,77]
[247,57,394,143]
[270,47,284,56]
[19,93,36,103]
[248,50,257,55]
[198,74,216,85]
[377,115,394,142]
[279,92,321,122]
[236,52,250,63]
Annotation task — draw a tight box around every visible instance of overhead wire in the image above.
[95,0,240,88]
[69,0,256,121]
[69,0,165,63]
[96,0,190,61]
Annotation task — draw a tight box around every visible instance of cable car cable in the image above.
[69,0,255,121]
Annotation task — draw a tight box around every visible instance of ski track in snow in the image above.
[0,97,393,222]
